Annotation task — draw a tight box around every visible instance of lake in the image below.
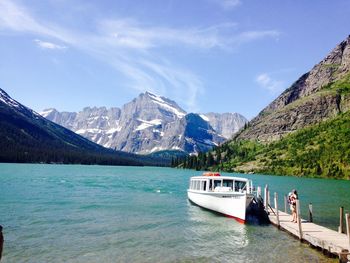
[1,163,349,262]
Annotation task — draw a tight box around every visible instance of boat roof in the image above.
[190,175,250,182]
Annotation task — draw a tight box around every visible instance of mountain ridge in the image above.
[41,92,247,154]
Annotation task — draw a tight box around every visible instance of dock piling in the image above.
[274,192,280,227]
[308,203,313,223]
[264,185,268,210]
[284,195,287,213]
[339,207,344,233]
[346,213,350,248]
[296,199,303,240]
[257,186,261,198]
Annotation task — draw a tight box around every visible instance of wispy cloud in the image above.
[34,39,67,50]
[0,0,65,40]
[97,19,241,50]
[209,0,241,10]
[256,73,284,94]
[140,59,204,112]
[0,0,280,111]
[235,30,280,44]
[104,55,204,111]
[93,19,279,54]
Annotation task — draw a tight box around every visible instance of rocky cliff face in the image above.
[237,35,350,141]
[203,112,247,139]
[157,113,226,153]
[41,92,247,154]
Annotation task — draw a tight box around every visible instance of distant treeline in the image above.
[0,142,144,166]
[0,140,171,166]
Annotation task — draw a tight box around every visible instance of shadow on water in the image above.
[246,197,270,225]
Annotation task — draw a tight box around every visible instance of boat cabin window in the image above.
[222,179,233,191]
[190,178,247,192]
[202,181,207,191]
[214,180,221,189]
[234,181,247,192]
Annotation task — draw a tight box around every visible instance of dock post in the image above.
[296,199,303,240]
[308,203,313,223]
[339,207,344,233]
[274,192,280,227]
[264,185,268,210]
[257,186,261,198]
[284,195,287,213]
[346,213,350,249]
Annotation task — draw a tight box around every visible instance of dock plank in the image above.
[268,208,350,256]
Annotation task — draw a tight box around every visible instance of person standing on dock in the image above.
[289,190,298,223]
[0,225,3,261]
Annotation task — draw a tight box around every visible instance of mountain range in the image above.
[0,88,165,166]
[41,92,247,154]
[181,35,350,179]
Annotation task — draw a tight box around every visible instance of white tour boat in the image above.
[187,172,255,223]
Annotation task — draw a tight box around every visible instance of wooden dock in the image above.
[258,186,350,262]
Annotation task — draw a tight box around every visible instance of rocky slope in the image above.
[41,92,247,154]
[237,35,350,141]
[0,88,163,165]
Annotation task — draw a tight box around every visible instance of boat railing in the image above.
[248,180,256,195]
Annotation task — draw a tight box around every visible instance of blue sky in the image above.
[0,0,349,119]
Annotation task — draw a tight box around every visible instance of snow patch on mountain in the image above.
[39,108,55,118]
[204,139,218,146]
[106,127,121,134]
[76,128,103,134]
[199,114,209,122]
[134,118,162,131]
[152,100,186,118]
[146,92,186,118]
[0,89,21,109]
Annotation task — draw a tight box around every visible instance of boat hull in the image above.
[187,190,254,223]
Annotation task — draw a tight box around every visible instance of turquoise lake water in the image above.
[1,163,349,262]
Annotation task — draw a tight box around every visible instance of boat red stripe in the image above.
[223,214,245,224]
